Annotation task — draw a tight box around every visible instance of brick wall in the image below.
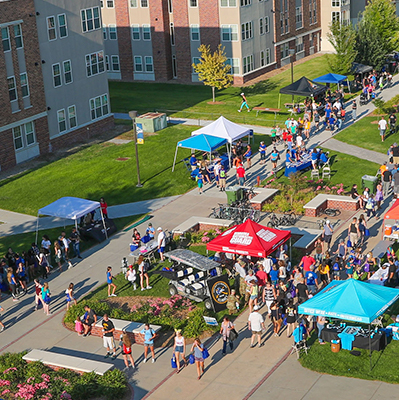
[91,325,157,347]
[115,0,134,81]
[304,198,359,217]
[0,128,17,170]
[199,0,220,53]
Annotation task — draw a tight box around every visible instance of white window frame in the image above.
[240,0,251,6]
[109,24,117,40]
[259,18,264,35]
[63,60,73,84]
[25,122,36,146]
[14,24,23,49]
[130,0,138,6]
[221,25,238,41]
[47,16,57,41]
[332,0,340,6]
[85,51,105,77]
[332,11,340,22]
[105,55,110,71]
[52,63,62,88]
[68,105,77,129]
[13,126,23,150]
[57,109,67,133]
[140,0,148,7]
[295,6,303,30]
[111,55,120,71]
[265,16,270,33]
[1,27,11,52]
[281,42,289,59]
[192,57,200,74]
[241,21,253,41]
[143,24,151,40]
[20,72,29,98]
[132,24,140,40]
[260,50,265,66]
[145,56,153,72]
[103,25,107,40]
[81,7,101,33]
[107,0,115,7]
[220,0,237,6]
[7,76,17,102]
[90,94,109,120]
[189,0,198,7]
[134,56,143,72]
[265,48,271,65]
[296,36,304,53]
[243,55,253,74]
[58,14,68,38]
[190,24,200,41]
[226,58,239,75]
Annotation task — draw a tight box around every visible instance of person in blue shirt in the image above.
[145,223,155,239]
[259,141,267,165]
[189,154,197,171]
[305,266,318,294]
[332,256,341,280]
[141,323,156,363]
[16,258,28,293]
[196,172,204,195]
[270,265,279,287]
[106,266,117,297]
[311,148,319,169]
[327,116,335,131]
[270,147,279,169]
[319,150,328,164]
[285,150,294,165]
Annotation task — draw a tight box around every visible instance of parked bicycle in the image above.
[321,208,341,217]
[267,212,296,228]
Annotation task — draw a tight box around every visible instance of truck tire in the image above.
[169,285,177,296]
[204,298,213,310]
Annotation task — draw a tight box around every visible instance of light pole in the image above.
[289,49,295,105]
[129,110,142,188]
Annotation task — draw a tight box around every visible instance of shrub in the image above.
[64,300,112,324]
[183,308,210,338]
[98,369,128,400]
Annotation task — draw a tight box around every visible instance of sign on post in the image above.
[137,123,144,144]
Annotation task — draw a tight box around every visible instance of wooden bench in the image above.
[23,349,113,375]
[246,187,279,211]
[91,318,162,346]
[253,107,281,118]
[172,216,234,236]
[303,194,359,217]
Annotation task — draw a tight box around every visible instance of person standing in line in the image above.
[100,197,108,218]
[121,331,136,370]
[60,232,73,269]
[382,167,392,197]
[69,228,82,259]
[34,279,43,311]
[259,141,267,164]
[41,235,52,266]
[219,166,227,192]
[248,305,265,347]
[65,282,77,310]
[38,248,50,278]
[141,323,156,363]
[16,258,28,294]
[348,217,360,248]
[41,282,51,316]
[322,220,334,251]
[243,145,252,169]
[173,329,187,373]
[378,116,387,142]
[285,299,297,338]
[220,316,235,355]
[196,171,204,195]
[375,182,384,210]
[236,163,246,186]
[238,92,250,112]
[7,268,18,302]
[213,160,221,188]
[107,266,117,297]
[191,338,205,380]
[53,242,62,273]
[102,314,117,359]
[157,227,166,262]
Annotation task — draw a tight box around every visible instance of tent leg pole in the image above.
[369,323,372,371]
[278,93,281,110]
[172,146,178,172]
[290,237,292,261]
[35,214,39,245]
[101,209,108,240]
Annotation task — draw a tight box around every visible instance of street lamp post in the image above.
[129,110,142,188]
[289,49,295,105]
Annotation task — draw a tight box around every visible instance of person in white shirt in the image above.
[248,305,265,348]
[157,227,166,261]
[379,117,387,142]
[262,257,273,274]
[333,100,341,111]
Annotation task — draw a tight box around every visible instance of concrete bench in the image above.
[172,216,234,236]
[289,227,323,254]
[247,187,279,211]
[23,349,113,375]
[92,318,162,346]
[303,194,359,217]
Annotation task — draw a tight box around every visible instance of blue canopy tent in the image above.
[313,73,351,93]
[172,134,227,172]
[298,279,399,368]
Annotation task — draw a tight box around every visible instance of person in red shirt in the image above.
[255,265,267,305]
[282,129,288,143]
[100,197,108,218]
[236,164,245,186]
[299,253,316,273]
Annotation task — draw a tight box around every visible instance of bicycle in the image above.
[267,213,281,228]
[283,212,296,226]
[322,208,341,217]
[317,217,327,230]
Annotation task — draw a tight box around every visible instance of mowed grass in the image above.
[110,54,334,126]
[0,125,198,215]
[334,116,399,154]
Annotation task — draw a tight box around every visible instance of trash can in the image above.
[362,175,378,194]
[331,339,341,353]
[225,186,243,205]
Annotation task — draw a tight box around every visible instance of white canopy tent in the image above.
[36,197,107,243]
[191,116,252,166]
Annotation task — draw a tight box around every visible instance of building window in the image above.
[81,7,101,33]
[90,94,109,120]
[47,16,57,41]
[63,60,73,84]
[105,55,110,71]
[111,55,120,71]
[221,0,236,6]
[7,76,17,102]
[241,22,253,41]
[52,64,61,87]
[312,0,317,24]
[240,0,251,6]
[264,16,269,33]
[14,24,23,48]
[85,51,105,77]
[57,109,67,132]
[103,25,107,40]
[130,0,137,6]
[221,25,238,41]
[172,55,177,78]
[226,58,239,74]
[243,55,253,74]
[259,18,264,35]
[192,57,200,73]
[296,6,303,29]
[189,0,197,6]
[296,36,303,52]
[280,42,289,59]
[145,56,153,72]
[309,33,313,48]
[134,56,143,72]
[191,25,200,41]
[58,14,68,38]
[107,0,114,7]
[132,25,140,40]
[168,0,173,12]
[143,25,151,40]
[170,23,175,45]
[280,0,289,34]
[1,27,10,52]
[265,48,270,65]
[141,0,148,7]
[260,50,265,66]
[20,73,29,97]
[332,11,340,22]
[25,122,35,145]
[13,126,23,150]
[332,0,340,6]
[68,105,77,129]
[100,0,103,7]
[109,24,117,40]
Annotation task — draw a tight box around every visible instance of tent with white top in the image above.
[35,197,107,243]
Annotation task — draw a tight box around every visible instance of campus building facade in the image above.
[0,0,112,171]
[101,0,321,85]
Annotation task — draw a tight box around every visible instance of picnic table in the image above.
[129,239,158,264]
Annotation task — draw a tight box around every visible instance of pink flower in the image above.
[203,232,208,236]
[325,186,331,191]
[0,379,10,386]
[3,367,17,374]
[337,189,344,194]
[316,186,321,190]
[2,389,10,394]
[331,186,337,189]
[317,179,323,183]
[201,236,210,243]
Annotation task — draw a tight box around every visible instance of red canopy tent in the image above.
[206,218,291,257]
[384,200,399,220]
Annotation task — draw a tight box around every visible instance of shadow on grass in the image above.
[241,79,279,96]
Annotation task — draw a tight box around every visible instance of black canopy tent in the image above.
[278,76,327,108]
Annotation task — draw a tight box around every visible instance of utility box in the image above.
[362,175,378,194]
[225,186,244,205]
[135,112,167,133]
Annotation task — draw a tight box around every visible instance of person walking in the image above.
[65,282,77,310]
[382,167,392,197]
[157,227,166,261]
[173,329,186,373]
[102,314,117,359]
[7,268,18,302]
[375,182,384,210]
[41,282,51,316]
[243,145,252,169]
[191,338,205,380]
[351,100,357,121]
[54,242,62,273]
[141,323,156,363]
[238,92,250,112]
[219,166,227,192]
[248,305,265,347]
[34,279,43,311]
[316,315,326,344]
[106,266,117,297]
[270,147,279,171]
[236,163,246,186]
[121,331,135,370]
[196,171,204,195]
[378,116,387,142]
[259,141,267,164]
[348,217,359,248]
[220,316,234,355]
[138,255,151,291]
[69,228,82,259]
[322,220,334,251]
[365,194,377,220]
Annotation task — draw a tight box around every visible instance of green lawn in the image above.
[300,333,399,384]
[110,55,336,127]
[334,116,399,154]
[0,125,198,215]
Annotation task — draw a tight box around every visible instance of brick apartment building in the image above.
[0,0,113,171]
[101,0,321,85]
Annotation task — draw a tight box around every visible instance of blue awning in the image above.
[298,279,399,324]
[313,73,347,84]
[177,134,227,152]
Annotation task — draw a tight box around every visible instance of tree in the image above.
[327,20,357,75]
[193,44,233,102]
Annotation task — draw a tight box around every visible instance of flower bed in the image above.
[0,353,128,400]
[186,228,224,244]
